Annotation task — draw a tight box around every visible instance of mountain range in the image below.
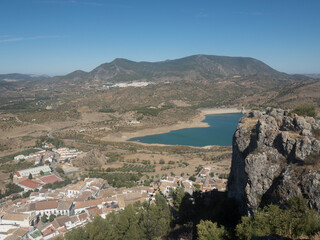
[0,54,319,114]
[0,54,312,86]
[56,54,292,84]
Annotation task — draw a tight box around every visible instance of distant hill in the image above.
[49,54,291,84]
[0,73,49,83]
[304,74,320,79]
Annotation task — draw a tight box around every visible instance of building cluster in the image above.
[14,150,54,165]
[52,148,83,163]
[159,176,194,195]
[158,169,227,196]
[13,147,83,166]
[12,165,64,192]
[111,81,151,88]
[0,171,226,239]
[0,147,228,239]
[0,178,156,240]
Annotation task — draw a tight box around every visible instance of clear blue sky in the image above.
[0,0,319,75]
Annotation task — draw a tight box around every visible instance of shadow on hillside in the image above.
[167,190,241,240]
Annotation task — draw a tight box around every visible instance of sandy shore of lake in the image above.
[101,112,209,142]
[199,107,246,115]
[101,107,246,143]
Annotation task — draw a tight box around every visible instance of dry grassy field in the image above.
[63,144,232,181]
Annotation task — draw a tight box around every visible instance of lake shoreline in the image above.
[101,108,245,143]
[199,107,245,115]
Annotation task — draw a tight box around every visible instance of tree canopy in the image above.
[197,220,228,240]
[65,194,171,240]
[291,105,317,118]
[236,196,320,239]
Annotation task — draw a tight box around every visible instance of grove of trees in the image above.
[65,194,171,240]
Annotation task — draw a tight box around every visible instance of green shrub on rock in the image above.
[290,105,317,119]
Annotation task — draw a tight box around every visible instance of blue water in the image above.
[128,113,244,147]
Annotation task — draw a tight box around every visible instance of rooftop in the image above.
[2,213,29,221]
[68,181,86,191]
[4,228,28,240]
[40,174,63,184]
[52,215,71,229]
[74,199,103,209]
[17,165,51,174]
[18,179,42,189]
[57,201,73,210]
[78,212,88,221]
[35,200,58,210]
[75,190,92,201]
[42,226,55,237]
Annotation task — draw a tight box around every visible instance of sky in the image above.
[0,0,319,76]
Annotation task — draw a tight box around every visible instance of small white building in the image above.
[67,181,87,198]
[14,155,25,161]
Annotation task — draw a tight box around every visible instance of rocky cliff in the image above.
[227,108,320,216]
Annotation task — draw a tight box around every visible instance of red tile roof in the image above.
[87,206,102,218]
[200,169,209,175]
[42,226,55,236]
[78,212,88,221]
[35,200,58,210]
[74,199,103,209]
[58,226,67,232]
[18,179,42,189]
[40,174,63,184]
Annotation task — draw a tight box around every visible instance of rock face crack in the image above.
[227,108,320,215]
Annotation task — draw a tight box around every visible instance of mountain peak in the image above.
[49,54,297,85]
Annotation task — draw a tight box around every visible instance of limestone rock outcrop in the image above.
[228,108,320,216]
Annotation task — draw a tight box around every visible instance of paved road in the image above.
[50,154,63,179]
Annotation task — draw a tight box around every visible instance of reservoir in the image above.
[128,113,244,147]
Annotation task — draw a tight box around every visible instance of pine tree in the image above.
[141,194,171,239]
[197,220,228,240]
